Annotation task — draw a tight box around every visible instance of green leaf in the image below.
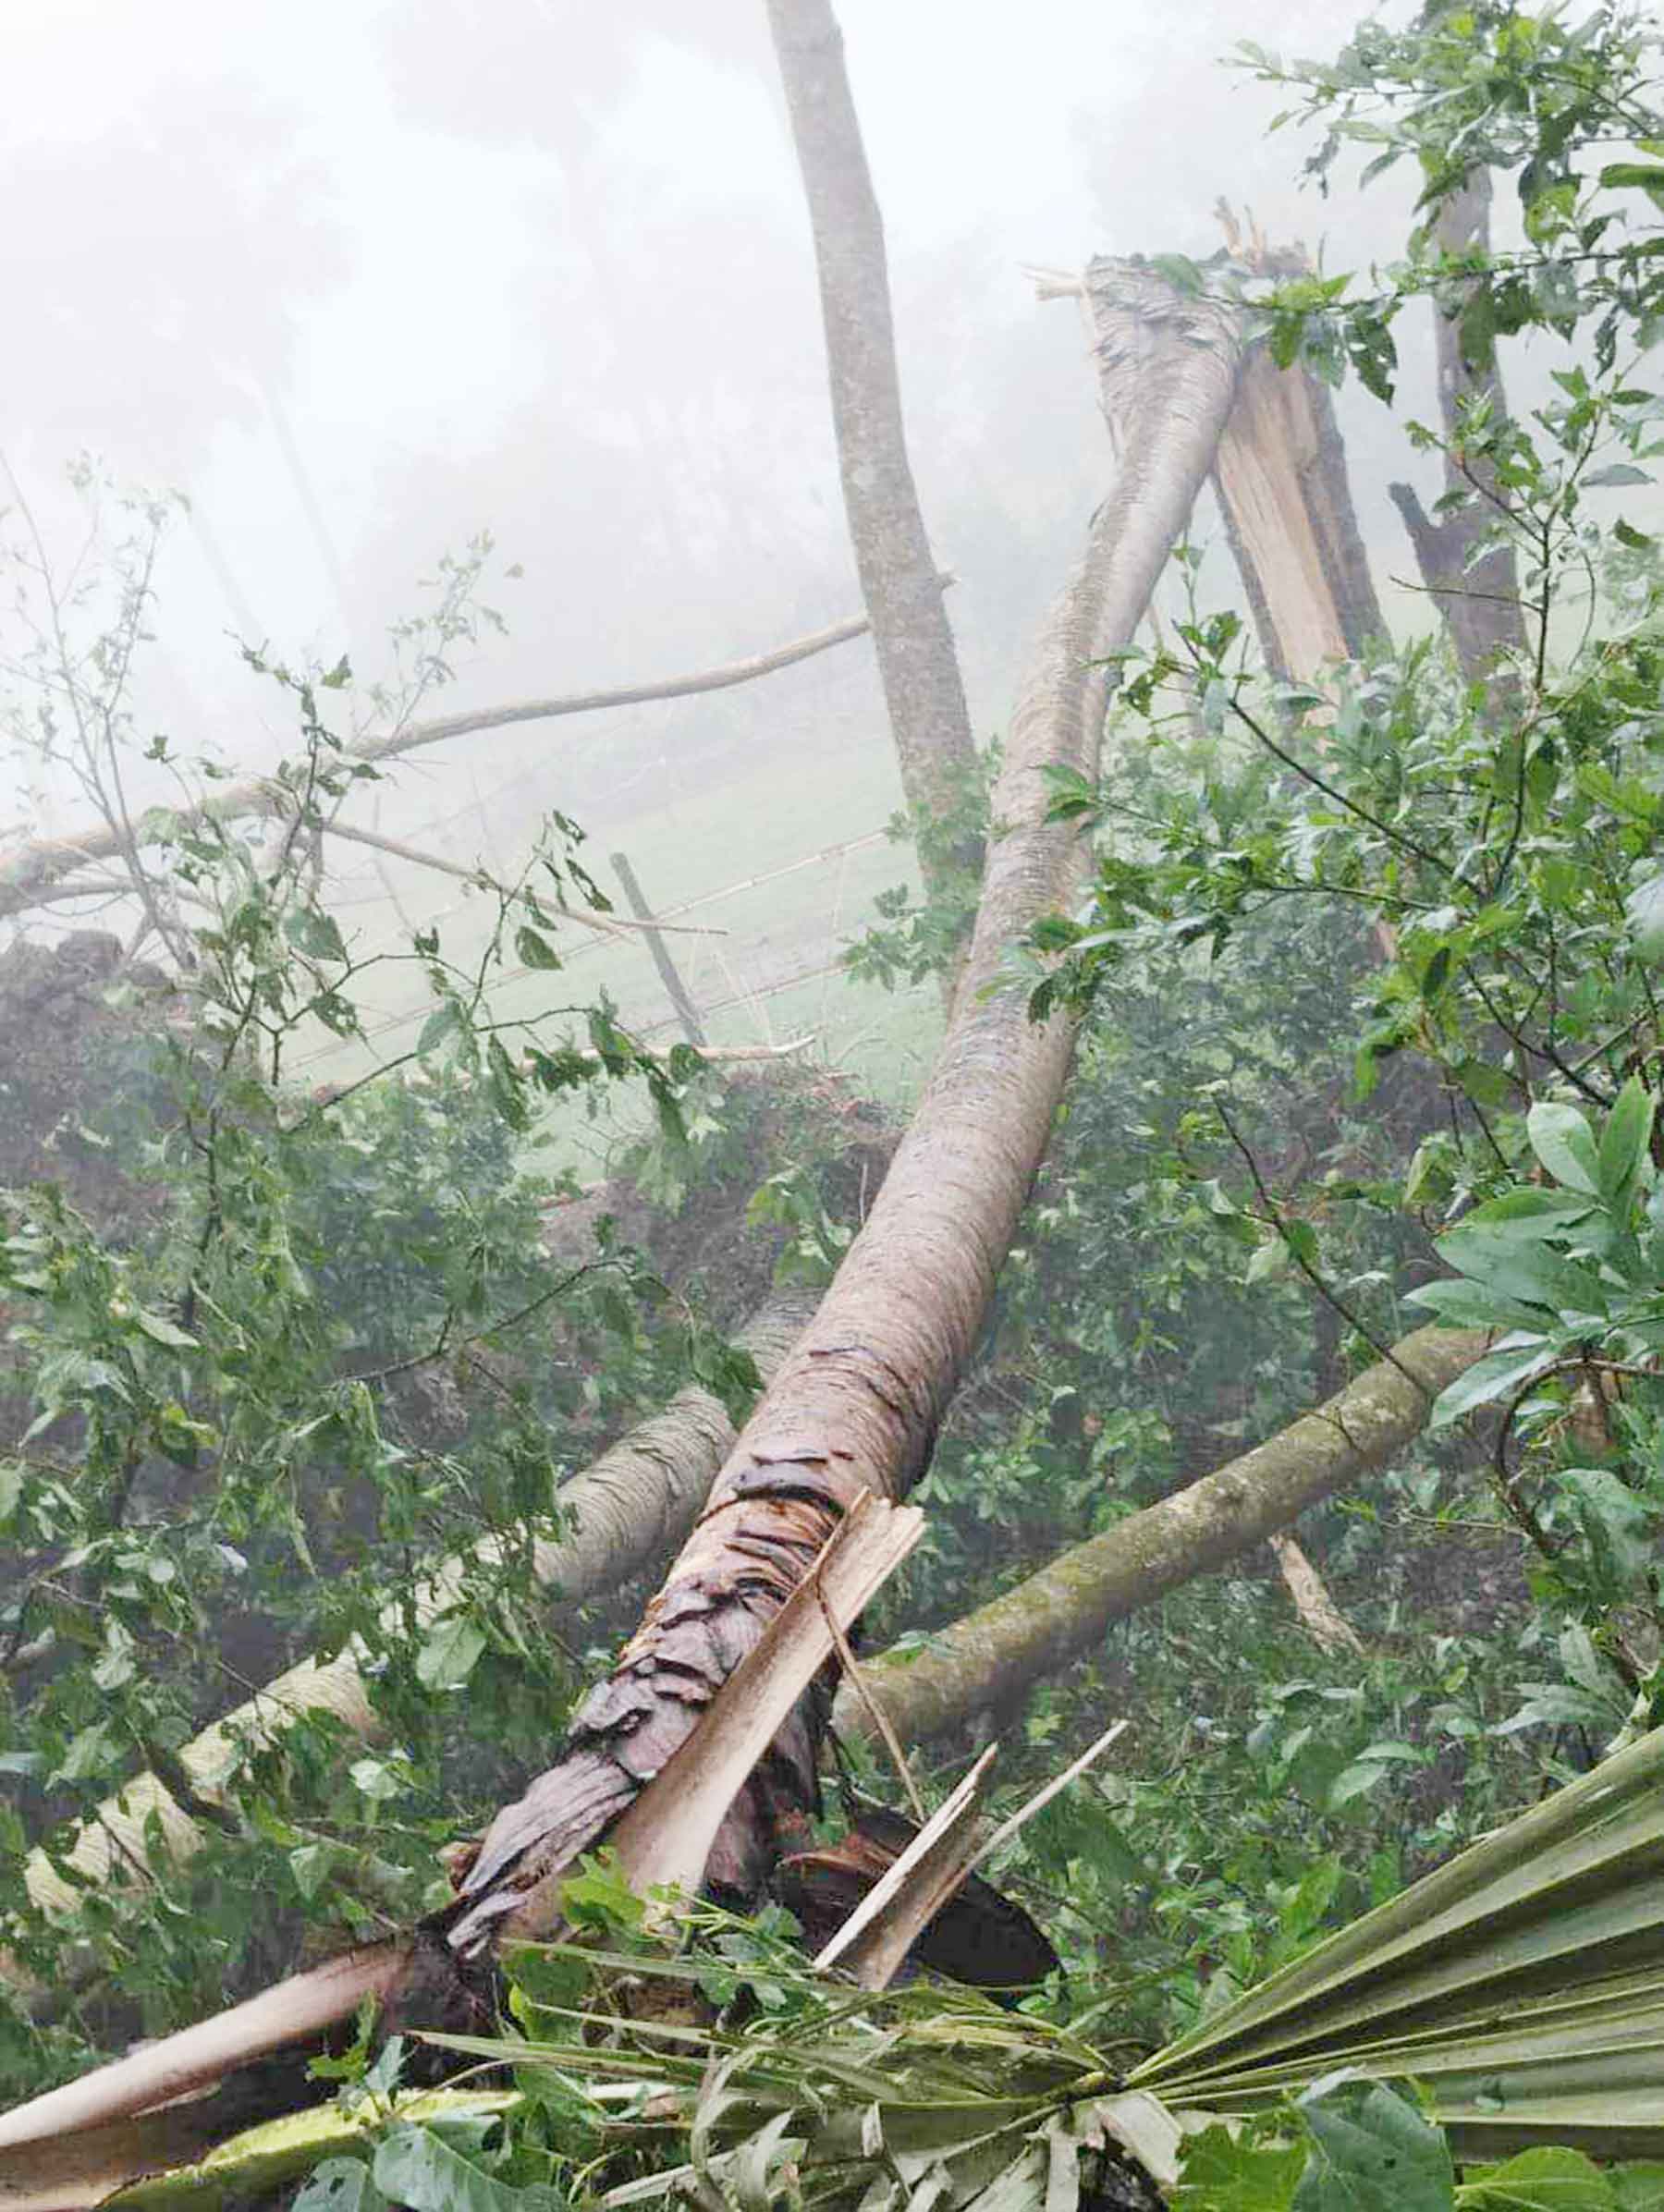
[50,1721,116,1785]
[1614,2167,1664,2210]
[515,925,562,972]
[1526,1102,1600,1195]
[418,1000,464,1057]
[1150,252,1205,294]
[1177,2122,1304,2210]
[285,907,349,963]
[1600,1078,1656,1205]
[487,1035,531,1132]
[289,1840,338,1900]
[1599,163,1664,195]
[1247,1238,1291,1286]
[1401,1277,1549,1333]
[1429,1343,1555,1429]
[373,2122,554,2211]
[1283,1220,1319,1271]
[1453,1057,1517,1111]
[134,1306,199,1350]
[1295,2082,1455,2212]
[728,2111,804,2212]
[1461,1188,1598,1237]
[1558,1468,1655,1595]
[1328,1761,1390,1810]
[1628,875,1664,968]
[1459,2145,1616,2209]
[1433,1227,1607,1321]
[415,1615,487,1692]
[292,2162,390,2212]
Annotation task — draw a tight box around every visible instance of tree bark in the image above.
[765,0,983,910]
[1388,168,1528,682]
[443,262,1246,1959]
[1071,229,1386,679]
[1268,1531,1364,1656]
[1212,346,1387,674]
[7,1293,818,1962]
[834,1326,1483,1747]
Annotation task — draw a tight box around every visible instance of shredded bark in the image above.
[444,262,1245,1962]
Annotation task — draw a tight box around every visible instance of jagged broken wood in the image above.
[439,259,1247,1957]
[1269,1530,1364,1656]
[816,1745,1000,1989]
[8,1292,819,1970]
[1207,211,1386,674]
[0,1493,923,2192]
[816,1720,1125,1992]
[1038,224,1384,681]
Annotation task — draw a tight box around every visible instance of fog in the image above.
[2,0,1435,1133]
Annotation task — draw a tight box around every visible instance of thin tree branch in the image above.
[1216,1099,1425,1388]
[313,816,724,939]
[0,585,954,918]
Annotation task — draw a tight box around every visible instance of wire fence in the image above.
[288,823,906,1080]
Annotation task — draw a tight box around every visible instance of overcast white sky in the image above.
[2,0,1442,925]
[3,7,1412,616]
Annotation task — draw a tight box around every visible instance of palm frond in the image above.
[1131,1723,1664,2156]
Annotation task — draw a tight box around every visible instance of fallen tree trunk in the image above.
[0,589,947,920]
[834,1325,1483,1747]
[443,262,1246,1955]
[766,0,983,910]
[0,259,1243,2166]
[8,1291,819,1951]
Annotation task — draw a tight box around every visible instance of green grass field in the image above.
[298,709,948,1175]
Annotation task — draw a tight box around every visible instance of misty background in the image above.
[3,0,1447,1155]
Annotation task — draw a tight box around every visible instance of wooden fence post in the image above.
[610,851,708,1047]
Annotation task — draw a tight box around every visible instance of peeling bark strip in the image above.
[11,1293,818,1953]
[505,1493,925,1937]
[765,0,981,898]
[835,1326,1484,1748]
[447,263,1246,1954]
[0,592,942,919]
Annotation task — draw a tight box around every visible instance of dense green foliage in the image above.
[9,2,1664,2206]
[0,555,776,2093]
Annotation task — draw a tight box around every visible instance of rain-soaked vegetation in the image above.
[8,5,1664,2206]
